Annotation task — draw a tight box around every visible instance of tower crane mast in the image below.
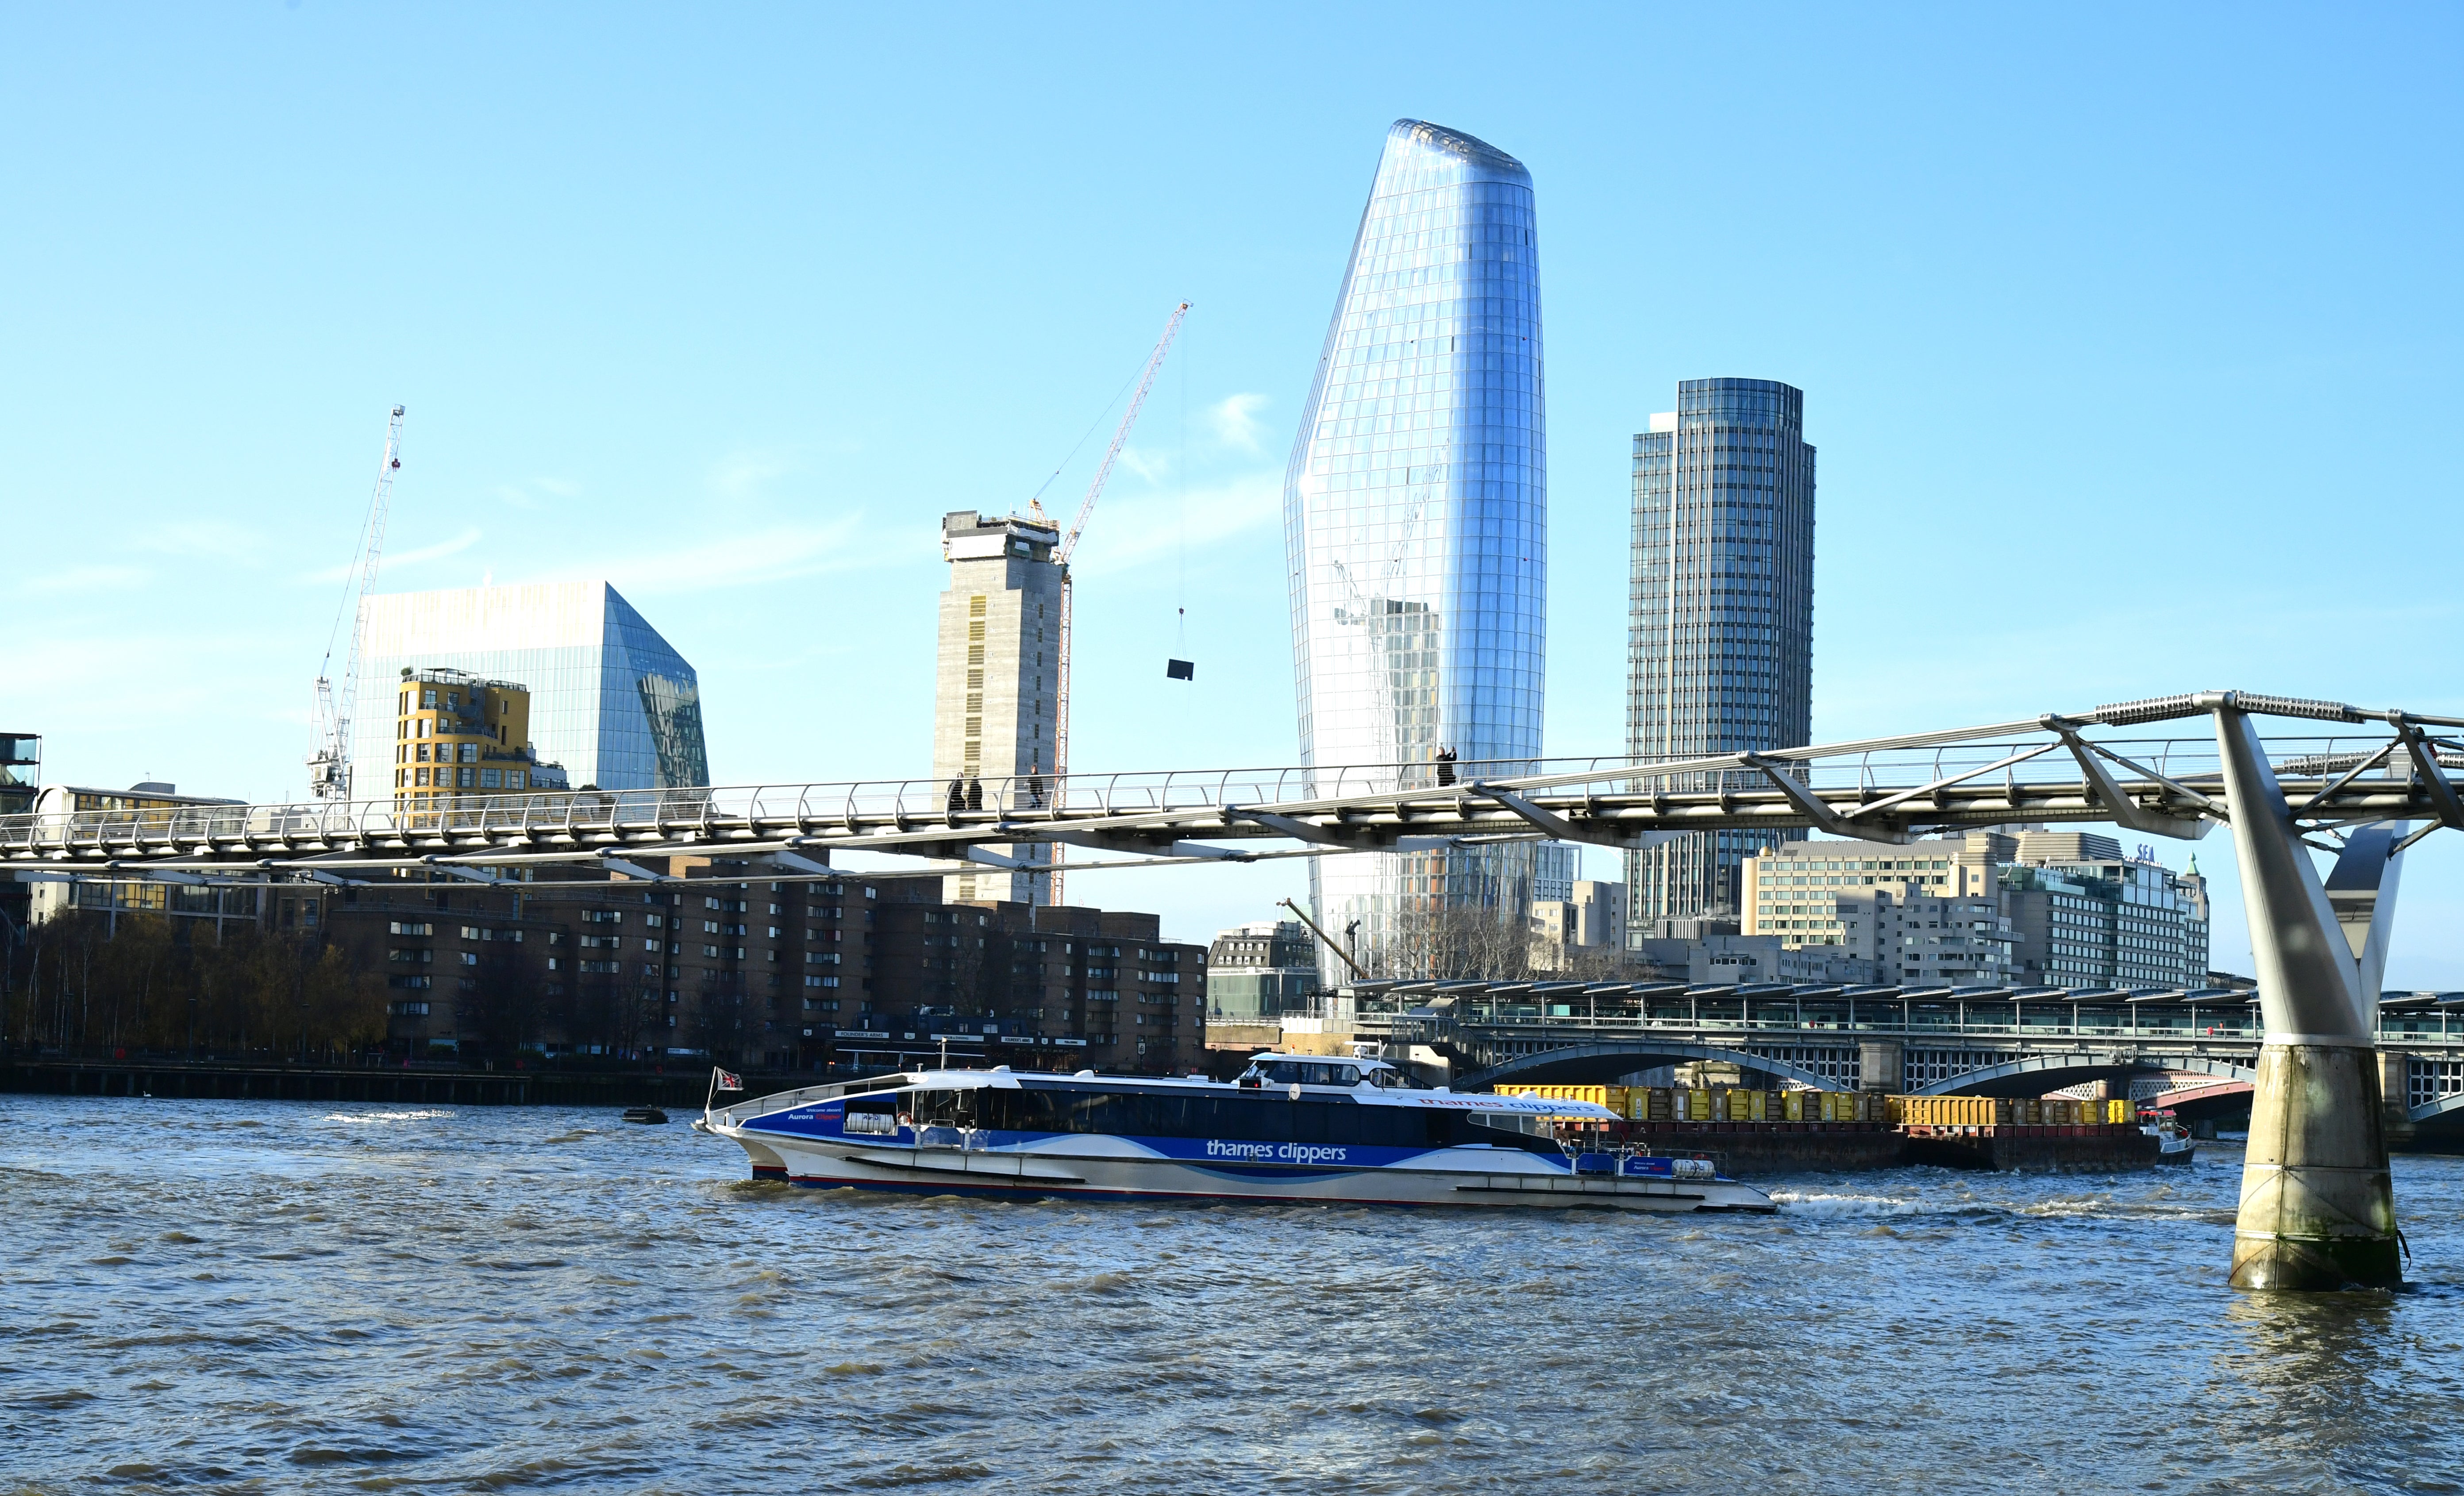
[1043,302,1187,903]
[307,405,405,803]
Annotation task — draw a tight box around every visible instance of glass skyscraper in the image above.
[1284,119,1545,981]
[347,581,709,801]
[1625,378,1815,929]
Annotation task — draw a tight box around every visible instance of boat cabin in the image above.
[1235,1053,1416,1090]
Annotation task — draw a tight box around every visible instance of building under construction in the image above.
[933,511,1063,904]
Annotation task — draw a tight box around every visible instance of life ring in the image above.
[897,1112,914,1129]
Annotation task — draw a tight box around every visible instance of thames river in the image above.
[4,1096,2460,1494]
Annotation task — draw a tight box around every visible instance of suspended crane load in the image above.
[1037,301,1188,902]
[306,405,406,804]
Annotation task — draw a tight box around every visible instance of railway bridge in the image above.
[1338,979,2464,1146]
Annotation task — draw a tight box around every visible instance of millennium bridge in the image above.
[6,687,2463,1289]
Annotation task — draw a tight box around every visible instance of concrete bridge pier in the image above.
[2215,704,2404,1290]
[1859,1039,1902,1094]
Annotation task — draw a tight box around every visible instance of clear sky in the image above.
[5,4,2459,977]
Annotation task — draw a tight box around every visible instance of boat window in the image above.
[1257,1061,1359,1087]
[956,1087,1562,1157]
[909,1089,973,1127]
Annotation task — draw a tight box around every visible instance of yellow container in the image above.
[1685,1088,1712,1121]
[1494,1083,1649,1119]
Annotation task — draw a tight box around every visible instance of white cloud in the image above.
[1207,392,1272,453]
[493,477,581,511]
[1117,446,1172,484]
[135,521,269,564]
[299,527,483,584]
[708,449,793,500]
[20,563,151,596]
[1065,469,1280,578]
[550,516,876,595]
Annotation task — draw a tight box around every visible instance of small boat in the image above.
[2142,1108,2196,1164]
[694,1052,1774,1212]
[621,1106,670,1125]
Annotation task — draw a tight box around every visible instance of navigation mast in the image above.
[307,404,406,803]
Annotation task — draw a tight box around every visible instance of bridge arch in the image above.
[1916,1053,2256,1097]
[1462,1042,1851,1093]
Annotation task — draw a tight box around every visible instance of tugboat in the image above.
[2141,1107,2196,1164]
[694,1053,1775,1212]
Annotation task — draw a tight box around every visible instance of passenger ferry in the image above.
[695,1053,1775,1213]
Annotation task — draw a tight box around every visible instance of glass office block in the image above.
[1284,120,1546,981]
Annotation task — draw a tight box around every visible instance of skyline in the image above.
[5,5,2460,978]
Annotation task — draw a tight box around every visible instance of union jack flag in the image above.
[714,1068,744,1092]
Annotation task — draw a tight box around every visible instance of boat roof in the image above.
[830,1065,1617,1119]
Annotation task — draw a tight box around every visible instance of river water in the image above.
[4,1096,2461,1495]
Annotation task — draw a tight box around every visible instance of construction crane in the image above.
[1034,301,1188,902]
[1279,897,1369,981]
[306,405,406,803]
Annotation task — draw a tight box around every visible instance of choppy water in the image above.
[4,1097,2462,1494]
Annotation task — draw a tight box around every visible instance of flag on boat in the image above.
[714,1068,744,1092]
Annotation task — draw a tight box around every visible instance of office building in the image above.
[388,667,569,809]
[1284,119,1547,982]
[1206,919,1319,1020]
[1742,832,2209,988]
[26,783,259,937]
[2002,854,2210,989]
[1533,842,1578,903]
[1626,379,1816,930]
[347,582,707,803]
[933,510,1063,904]
[1531,879,1626,971]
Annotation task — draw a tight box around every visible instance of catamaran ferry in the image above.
[695,1053,1775,1213]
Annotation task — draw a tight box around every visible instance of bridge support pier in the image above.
[2379,1050,2418,1151]
[1858,1040,1902,1094]
[2236,1043,2399,1288]
[2214,703,2405,1291]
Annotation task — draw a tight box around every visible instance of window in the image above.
[583,910,623,925]
[388,921,434,936]
[458,952,478,966]
[388,948,432,964]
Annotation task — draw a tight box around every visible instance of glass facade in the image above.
[1625,379,1815,928]
[1284,119,1546,981]
[348,582,708,801]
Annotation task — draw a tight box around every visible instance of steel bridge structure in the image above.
[7,686,2463,1288]
[1333,978,2464,1143]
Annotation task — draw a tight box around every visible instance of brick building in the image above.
[319,858,1206,1075]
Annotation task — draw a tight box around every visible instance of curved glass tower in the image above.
[1283,119,1545,982]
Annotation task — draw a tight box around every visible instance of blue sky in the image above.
[4,4,2459,975]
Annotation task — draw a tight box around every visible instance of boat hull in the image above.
[709,1124,1775,1213]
